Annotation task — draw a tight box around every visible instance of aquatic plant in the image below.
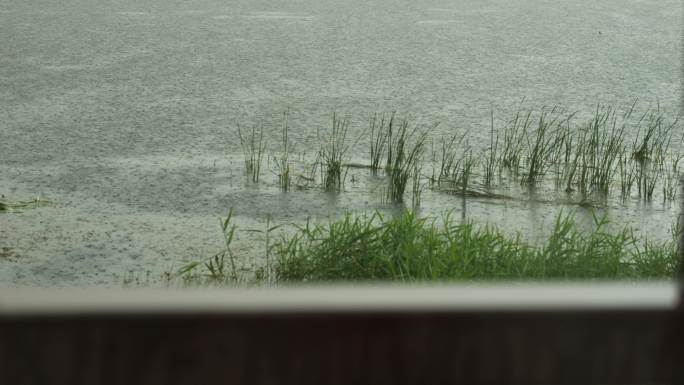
[561,143,582,193]
[559,105,645,196]
[274,210,678,282]
[581,105,625,195]
[437,133,464,185]
[175,209,288,285]
[636,160,660,201]
[0,197,52,212]
[273,113,291,191]
[618,148,637,197]
[303,152,321,185]
[369,113,391,174]
[237,123,266,182]
[177,209,239,284]
[482,109,500,187]
[385,119,427,203]
[456,149,476,193]
[244,214,282,285]
[319,113,350,192]
[631,105,676,163]
[500,109,531,173]
[520,106,569,185]
[228,102,681,207]
[662,154,683,201]
[411,165,422,209]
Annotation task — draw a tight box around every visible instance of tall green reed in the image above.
[482,109,500,187]
[273,112,291,191]
[520,106,569,185]
[386,119,427,203]
[369,113,391,174]
[237,123,266,183]
[319,113,350,192]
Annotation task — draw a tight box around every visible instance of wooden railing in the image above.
[0,284,682,385]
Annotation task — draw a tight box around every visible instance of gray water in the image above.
[1,0,682,286]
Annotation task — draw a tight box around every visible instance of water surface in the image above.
[1,0,681,286]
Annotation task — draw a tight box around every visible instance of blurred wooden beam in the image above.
[0,284,680,385]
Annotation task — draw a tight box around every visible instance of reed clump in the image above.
[631,104,676,163]
[411,165,422,209]
[618,149,637,197]
[500,109,531,173]
[482,109,500,187]
[569,105,626,196]
[229,103,681,202]
[385,119,427,203]
[520,106,571,185]
[237,123,266,182]
[369,113,392,174]
[662,154,683,201]
[274,210,678,282]
[273,113,291,191]
[318,113,350,192]
[436,132,467,185]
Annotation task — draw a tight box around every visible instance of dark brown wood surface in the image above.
[1,308,681,385]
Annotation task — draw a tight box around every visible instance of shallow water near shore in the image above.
[1,0,682,286]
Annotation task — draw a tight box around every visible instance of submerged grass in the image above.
[637,160,660,201]
[436,132,467,185]
[411,165,422,209]
[618,149,638,198]
[482,109,500,187]
[228,103,680,205]
[385,119,427,203]
[571,105,625,196]
[501,108,531,173]
[0,197,52,212]
[319,113,350,192]
[275,209,679,282]
[520,106,570,185]
[662,154,683,201]
[369,113,391,174]
[631,104,676,163]
[273,113,291,191]
[237,123,266,182]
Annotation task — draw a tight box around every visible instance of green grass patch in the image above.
[274,210,678,282]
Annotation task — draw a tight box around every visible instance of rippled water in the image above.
[1,0,681,286]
